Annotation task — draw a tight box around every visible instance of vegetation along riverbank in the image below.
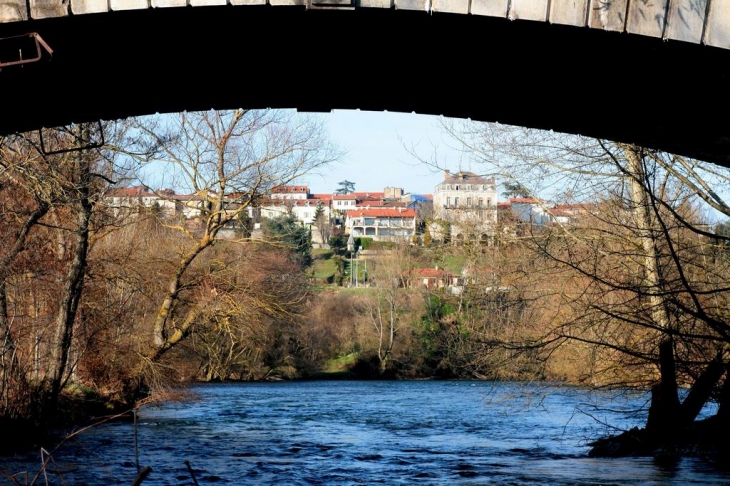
[2,111,730,468]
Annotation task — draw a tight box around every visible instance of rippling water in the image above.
[2,381,729,485]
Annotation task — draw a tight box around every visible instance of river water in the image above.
[2,380,730,485]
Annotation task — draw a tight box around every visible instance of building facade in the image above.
[269,185,309,200]
[431,171,498,241]
[346,208,417,241]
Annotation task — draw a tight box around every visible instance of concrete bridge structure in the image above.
[0,1,729,166]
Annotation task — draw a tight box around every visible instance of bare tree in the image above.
[355,239,421,375]
[125,109,341,392]
[431,119,730,450]
[0,121,136,419]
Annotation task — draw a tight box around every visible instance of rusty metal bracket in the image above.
[38,121,105,155]
[0,32,53,69]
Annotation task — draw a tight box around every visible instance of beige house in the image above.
[103,185,177,218]
[431,171,498,242]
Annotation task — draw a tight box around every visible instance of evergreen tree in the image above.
[334,180,356,195]
[313,199,331,244]
[263,213,312,267]
[329,234,347,255]
[501,181,531,199]
[236,209,253,238]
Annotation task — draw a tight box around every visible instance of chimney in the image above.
[444,170,450,179]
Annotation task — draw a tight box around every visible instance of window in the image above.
[455,185,460,191]
[478,198,483,207]
[446,197,451,207]
[467,197,472,207]
[487,198,492,207]
[455,197,460,207]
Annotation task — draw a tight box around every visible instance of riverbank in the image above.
[588,415,730,468]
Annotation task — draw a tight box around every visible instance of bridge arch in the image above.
[0,4,729,167]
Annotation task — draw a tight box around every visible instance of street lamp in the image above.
[347,233,355,287]
[354,246,363,287]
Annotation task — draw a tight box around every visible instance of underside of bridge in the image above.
[0,6,729,168]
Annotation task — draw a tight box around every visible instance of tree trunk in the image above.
[679,351,725,424]
[152,237,210,347]
[48,153,93,406]
[622,144,681,435]
[716,364,730,429]
[646,338,680,437]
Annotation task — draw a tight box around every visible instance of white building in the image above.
[346,208,417,241]
[332,194,359,211]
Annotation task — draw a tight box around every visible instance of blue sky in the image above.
[303,110,470,196]
[135,109,475,197]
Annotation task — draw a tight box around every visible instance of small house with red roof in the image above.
[405,267,463,289]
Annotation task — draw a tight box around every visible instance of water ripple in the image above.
[1,381,729,485]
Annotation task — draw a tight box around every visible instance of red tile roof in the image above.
[348,208,417,218]
[411,268,450,278]
[356,201,407,208]
[105,185,155,197]
[271,185,309,194]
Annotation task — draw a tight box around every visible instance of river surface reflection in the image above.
[2,380,730,485]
